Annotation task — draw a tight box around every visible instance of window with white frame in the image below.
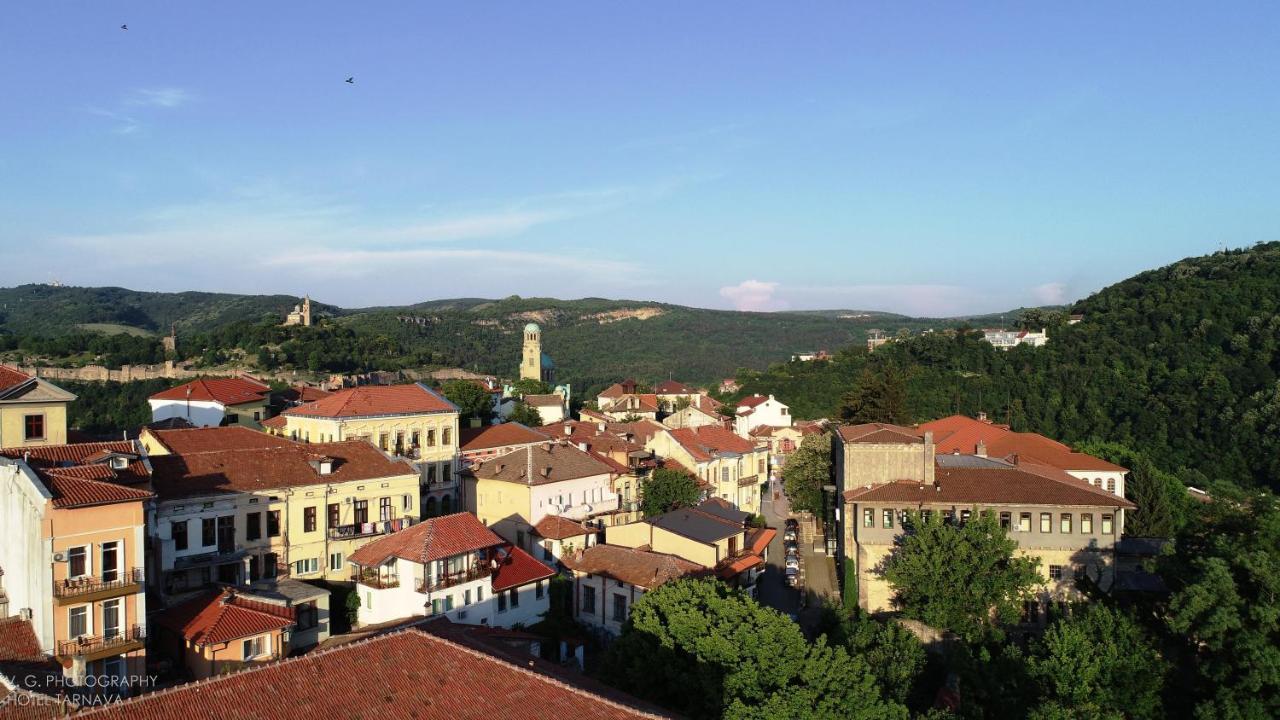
[69,605,90,639]
[67,546,90,579]
[294,558,319,575]
[242,635,270,660]
[329,553,343,572]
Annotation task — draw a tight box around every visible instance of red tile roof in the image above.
[348,512,505,566]
[919,415,1127,472]
[490,545,557,591]
[598,379,638,399]
[145,426,294,454]
[284,383,457,418]
[842,462,1133,508]
[667,426,757,461]
[0,617,43,662]
[460,423,549,452]
[605,394,660,414]
[653,380,696,395]
[563,544,706,590]
[76,628,668,720]
[0,366,34,396]
[533,515,595,540]
[524,393,565,408]
[836,423,924,444]
[278,385,332,404]
[149,377,270,406]
[259,414,286,429]
[148,440,415,500]
[0,441,153,508]
[156,590,294,647]
[474,442,616,485]
[735,394,770,409]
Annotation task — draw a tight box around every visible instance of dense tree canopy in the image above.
[882,511,1041,643]
[506,401,544,427]
[781,432,832,516]
[640,468,701,517]
[439,379,494,425]
[603,579,908,720]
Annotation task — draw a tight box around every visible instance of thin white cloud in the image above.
[126,88,193,108]
[720,280,788,312]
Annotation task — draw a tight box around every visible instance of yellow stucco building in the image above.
[646,426,767,514]
[0,366,75,448]
[265,383,461,517]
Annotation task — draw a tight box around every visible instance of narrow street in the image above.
[759,480,840,634]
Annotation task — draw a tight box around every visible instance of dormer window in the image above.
[110,456,129,470]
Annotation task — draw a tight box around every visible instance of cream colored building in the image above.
[835,424,1134,619]
[519,323,555,384]
[646,426,766,514]
[0,366,76,448]
[466,441,618,553]
[147,433,422,604]
[147,376,272,429]
[0,443,153,690]
[270,383,461,517]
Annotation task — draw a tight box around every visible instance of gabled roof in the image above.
[473,442,615,485]
[736,394,771,409]
[534,515,595,540]
[523,393,565,408]
[155,590,294,647]
[666,426,756,462]
[148,440,415,500]
[490,546,557,591]
[0,366,76,405]
[277,385,332,404]
[694,497,751,525]
[842,459,1134,508]
[647,505,745,545]
[283,383,457,419]
[459,423,549,452]
[145,426,294,455]
[604,394,660,414]
[347,512,504,566]
[149,377,270,407]
[0,616,43,662]
[75,628,668,720]
[836,423,924,444]
[0,441,153,508]
[598,379,638,399]
[919,415,1127,472]
[0,366,32,396]
[563,544,706,590]
[653,380,695,395]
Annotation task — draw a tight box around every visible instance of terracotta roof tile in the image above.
[563,544,706,590]
[490,546,557,591]
[0,366,34,396]
[835,423,924,444]
[666,426,756,461]
[149,377,270,406]
[145,426,293,454]
[523,393,565,408]
[474,442,615,485]
[842,461,1134,508]
[283,383,456,418]
[460,423,549,452]
[533,515,595,540]
[0,617,43,662]
[653,380,696,395]
[348,512,504,566]
[155,590,294,647]
[919,415,1127,472]
[149,440,414,500]
[76,629,668,720]
[0,441,153,508]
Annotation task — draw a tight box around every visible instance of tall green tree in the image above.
[640,468,701,517]
[782,432,832,516]
[506,401,544,427]
[1162,488,1280,719]
[509,377,552,397]
[882,511,1041,643]
[439,379,495,425]
[1026,604,1166,720]
[602,578,907,720]
[838,365,909,425]
[820,606,926,705]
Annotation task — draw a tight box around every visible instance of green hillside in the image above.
[734,241,1280,490]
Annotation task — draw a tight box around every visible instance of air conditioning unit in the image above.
[344,497,353,505]
[53,552,67,563]
[18,608,33,621]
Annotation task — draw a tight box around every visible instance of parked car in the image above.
[785,518,799,530]
[783,527,798,542]
[785,567,800,586]
[784,555,801,570]
[785,545,799,558]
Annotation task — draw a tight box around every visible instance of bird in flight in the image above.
[345,77,355,84]
[121,24,128,30]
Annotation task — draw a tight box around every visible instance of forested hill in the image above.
[735,242,1280,490]
[0,285,1019,391]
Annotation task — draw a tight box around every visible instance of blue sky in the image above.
[2,3,1278,315]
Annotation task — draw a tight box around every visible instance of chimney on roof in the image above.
[563,425,572,436]
[577,442,588,453]
[976,411,989,423]
[526,447,534,485]
[541,466,551,478]
[975,440,987,458]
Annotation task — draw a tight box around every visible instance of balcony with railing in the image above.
[329,517,415,540]
[54,568,145,604]
[352,567,399,589]
[417,564,492,594]
[57,625,145,662]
